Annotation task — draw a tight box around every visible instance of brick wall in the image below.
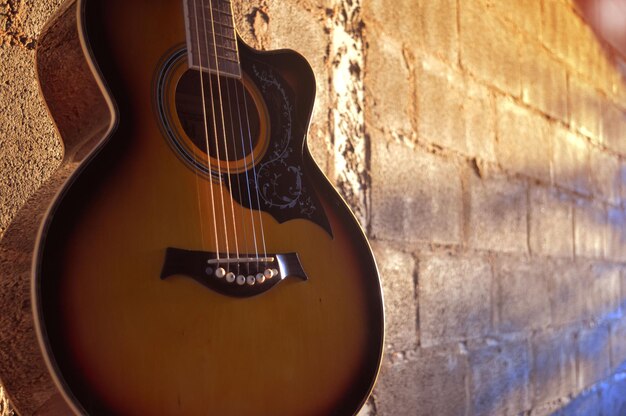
[2,0,626,415]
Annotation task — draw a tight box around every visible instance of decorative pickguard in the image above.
[226,58,332,236]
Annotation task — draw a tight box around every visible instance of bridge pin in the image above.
[215,268,226,278]
[236,275,246,285]
[256,273,265,284]
[272,269,279,277]
[264,269,274,279]
[225,272,236,283]
[246,275,255,285]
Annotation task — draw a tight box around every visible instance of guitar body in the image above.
[15,0,385,414]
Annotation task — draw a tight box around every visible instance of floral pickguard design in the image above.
[226,60,332,236]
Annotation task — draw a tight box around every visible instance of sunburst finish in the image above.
[26,0,384,414]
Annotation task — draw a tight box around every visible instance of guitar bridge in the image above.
[160,247,307,298]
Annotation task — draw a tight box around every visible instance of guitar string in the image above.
[199,0,233,263]
[239,71,269,265]
[221,1,263,267]
[224,78,252,266]
[191,0,220,260]
[232,79,261,265]
[204,0,241,264]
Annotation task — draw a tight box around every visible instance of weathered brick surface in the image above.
[528,186,573,258]
[417,57,496,162]
[459,0,521,96]
[569,76,603,141]
[531,328,577,405]
[363,31,412,135]
[610,319,626,372]
[418,0,458,65]
[578,324,612,390]
[469,340,531,415]
[586,264,621,321]
[548,259,588,326]
[601,99,626,156]
[418,254,491,347]
[495,256,551,333]
[371,243,417,352]
[520,41,569,122]
[372,359,419,416]
[375,347,468,416]
[551,125,591,195]
[606,207,626,262]
[468,173,528,253]
[361,0,420,51]
[589,146,621,206]
[371,139,463,245]
[0,46,62,237]
[574,199,606,259]
[496,98,551,182]
[482,0,542,40]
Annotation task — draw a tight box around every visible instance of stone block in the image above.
[418,0,459,64]
[586,263,621,321]
[418,254,491,347]
[621,267,626,316]
[528,186,573,258]
[469,340,531,415]
[459,0,521,96]
[542,0,590,69]
[606,207,626,262]
[416,60,467,155]
[531,328,577,405]
[569,76,602,141]
[621,161,626,206]
[416,57,495,161]
[601,99,626,157]
[467,173,528,253]
[496,98,551,182]
[574,199,606,259]
[374,346,468,416]
[371,139,463,245]
[551,125,591,196]
[417,57,496,162]
[520,41,568,122]
[589,146,621,206]
[578,324,611,390]
[481,0,542,40]
[362,0,421,48]
[371,242,417,352]
[494,256,551,333]
[464,82,497,164]
[364,32,413,134]
[549,259,588,325]
[610,319,626,372]
[372,358,419,416]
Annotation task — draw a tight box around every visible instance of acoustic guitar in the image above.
[0,0,384,414]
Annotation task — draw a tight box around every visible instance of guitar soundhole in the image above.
[175,69,260,162]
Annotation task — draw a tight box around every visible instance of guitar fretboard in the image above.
[183,0,241,78]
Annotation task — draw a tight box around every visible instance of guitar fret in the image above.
[184,0,241,78]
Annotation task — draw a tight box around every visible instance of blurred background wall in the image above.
[2,0,626,415]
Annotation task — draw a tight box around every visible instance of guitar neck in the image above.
[183,0,241,78]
